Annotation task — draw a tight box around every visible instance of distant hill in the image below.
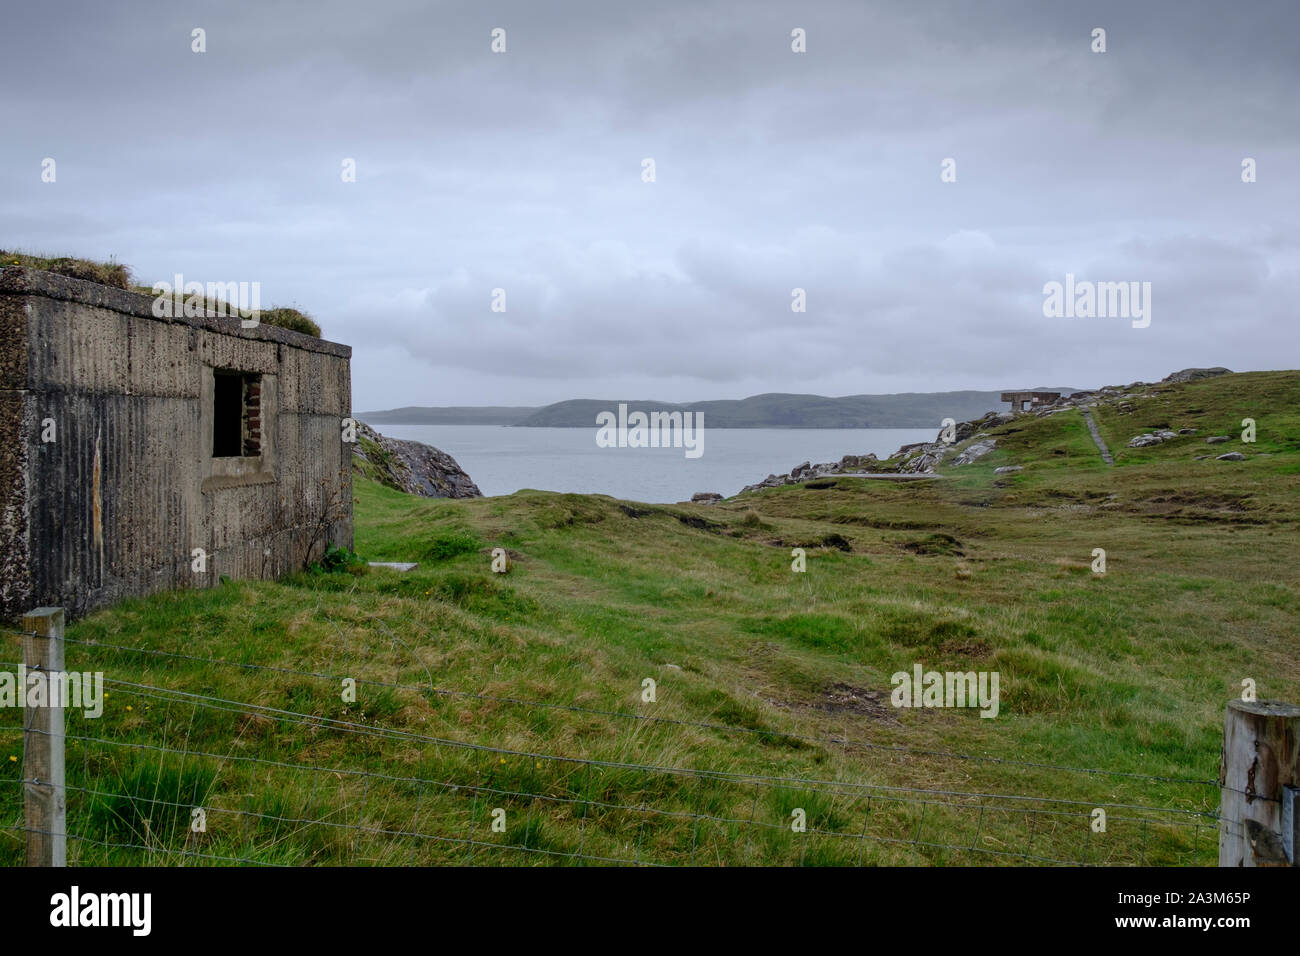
[361,389,1081,429]
[518,391,1087,428]
[358,405,536,426]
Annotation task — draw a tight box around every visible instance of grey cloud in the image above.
[1,0,1297,407]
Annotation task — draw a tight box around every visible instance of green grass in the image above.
[2,370,1296,866]
[2,249,132,288]
[253,307,321,337]
[2,250,321,336]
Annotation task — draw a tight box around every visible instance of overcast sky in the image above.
[3,0,1297,409]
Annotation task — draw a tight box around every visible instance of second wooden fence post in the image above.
[1219,698,1300,867]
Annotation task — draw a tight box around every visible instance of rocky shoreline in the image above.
[357,366,1235,505]
[705,367,1234,499]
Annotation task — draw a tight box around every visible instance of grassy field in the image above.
[2,371,1296,866]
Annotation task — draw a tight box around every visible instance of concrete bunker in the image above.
[0,267,353,618]
[1000,390,1061,414]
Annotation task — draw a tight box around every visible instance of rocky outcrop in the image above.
[951,439,997,465]
[737,410,1018,492]
[885,411,1015,475]
[1128,427,1197,447]
[1163,367,1232,384]
[740,453,886,492]
[1128,430,1177,448]
[737,426,1002,493]
[351,421,482,498]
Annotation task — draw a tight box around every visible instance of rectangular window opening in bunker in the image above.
[212,370,263,458]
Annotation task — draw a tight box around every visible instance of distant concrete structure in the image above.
[1000,390,1061,414]
[0,267,353,618]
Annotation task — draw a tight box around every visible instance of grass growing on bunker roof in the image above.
[2,248,322,337]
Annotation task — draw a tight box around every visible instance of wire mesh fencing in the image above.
[1,621,1223,866]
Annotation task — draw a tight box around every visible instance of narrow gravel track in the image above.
[1079,407,1114,465]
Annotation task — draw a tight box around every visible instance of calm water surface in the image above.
[371,425,936,503]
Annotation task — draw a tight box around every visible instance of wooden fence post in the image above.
[22,607,66,867]
[1219,699,1300,867]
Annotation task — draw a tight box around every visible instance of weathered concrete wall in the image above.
[0,282,30,614]
[0,267,352,618]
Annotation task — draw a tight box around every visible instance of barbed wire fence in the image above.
[0,610,1235,867]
